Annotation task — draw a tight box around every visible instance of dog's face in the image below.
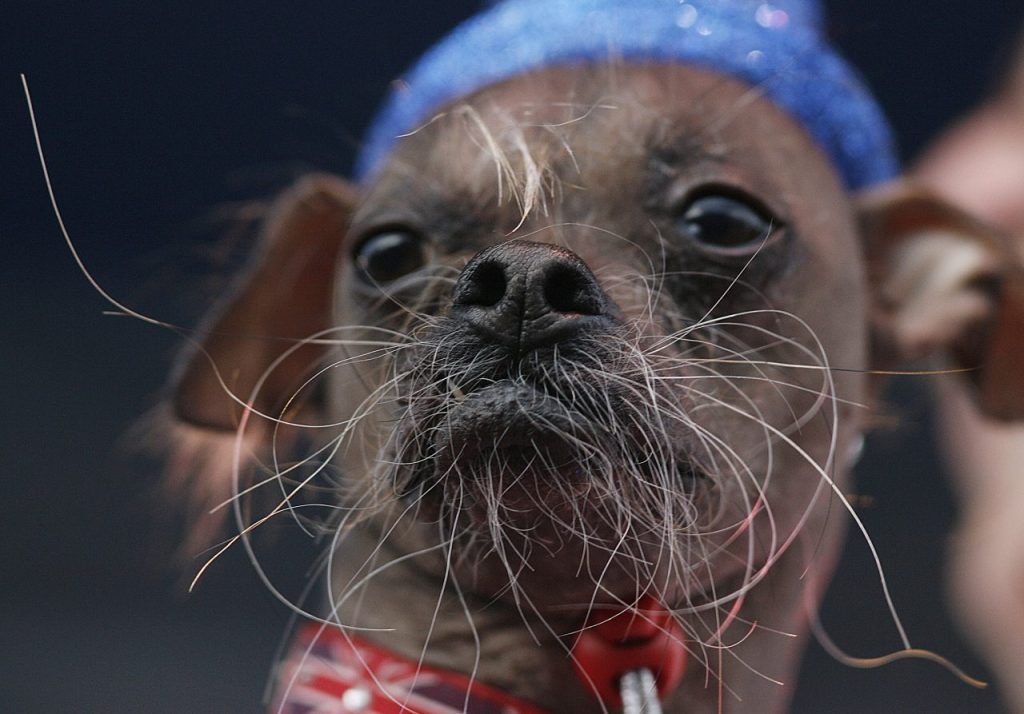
[172,62,1024,713]
[333,64,863,611]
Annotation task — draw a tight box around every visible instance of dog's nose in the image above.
[451,239,611,352]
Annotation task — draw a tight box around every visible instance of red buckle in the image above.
[571,596,688,707]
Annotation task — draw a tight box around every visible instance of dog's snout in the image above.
[451,239,611,351]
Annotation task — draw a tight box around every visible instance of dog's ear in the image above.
[858,182,1024,420]
[172,174,358,431]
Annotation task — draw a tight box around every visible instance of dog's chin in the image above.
[392,381,708,610]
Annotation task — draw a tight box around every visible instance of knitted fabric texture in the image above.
[355,0,897,189]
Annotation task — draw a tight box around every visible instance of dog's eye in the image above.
[353,229,426,283]
[676,194,777,252]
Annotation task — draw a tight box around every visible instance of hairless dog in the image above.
[161,2,1024,712]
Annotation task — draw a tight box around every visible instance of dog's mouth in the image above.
[435,381,592,478]
[399,373,708,506]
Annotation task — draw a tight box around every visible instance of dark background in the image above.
[4,1,1023,711]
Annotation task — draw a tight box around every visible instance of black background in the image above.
[4,1,1024,711]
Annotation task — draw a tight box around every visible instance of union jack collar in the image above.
[273,622,550,714]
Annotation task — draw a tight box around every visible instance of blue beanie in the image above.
[356,0,897,190]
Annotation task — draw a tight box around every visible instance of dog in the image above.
[165,1,1024,711]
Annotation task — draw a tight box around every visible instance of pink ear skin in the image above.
[915,83,1024,422]
[172,174,358,432]
[857,182,1024,421]
[162,174,357,554]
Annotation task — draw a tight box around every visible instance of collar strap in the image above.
[276,597,688,714]
[355,0,897,190]
[274,623,549,714]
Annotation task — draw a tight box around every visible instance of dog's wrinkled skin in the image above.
[174,64,1024,713]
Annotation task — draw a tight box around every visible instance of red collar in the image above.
[274,623,549,714]
[275,598,687,714]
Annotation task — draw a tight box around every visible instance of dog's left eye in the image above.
[353,229,427,283]
[675,193,778,253]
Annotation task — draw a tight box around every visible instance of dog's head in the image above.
[168,2,1024,711]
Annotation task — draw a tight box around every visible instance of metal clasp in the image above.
[619,667,663,714]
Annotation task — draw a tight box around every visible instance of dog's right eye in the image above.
[353,228,427,284]
[674,190,782,256]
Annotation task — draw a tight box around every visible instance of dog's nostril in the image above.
[456,260,507,307]
[543,263,603,315]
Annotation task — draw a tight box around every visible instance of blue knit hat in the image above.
[356,0,897,190]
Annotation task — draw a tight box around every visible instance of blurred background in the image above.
[4,1,1024,711]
